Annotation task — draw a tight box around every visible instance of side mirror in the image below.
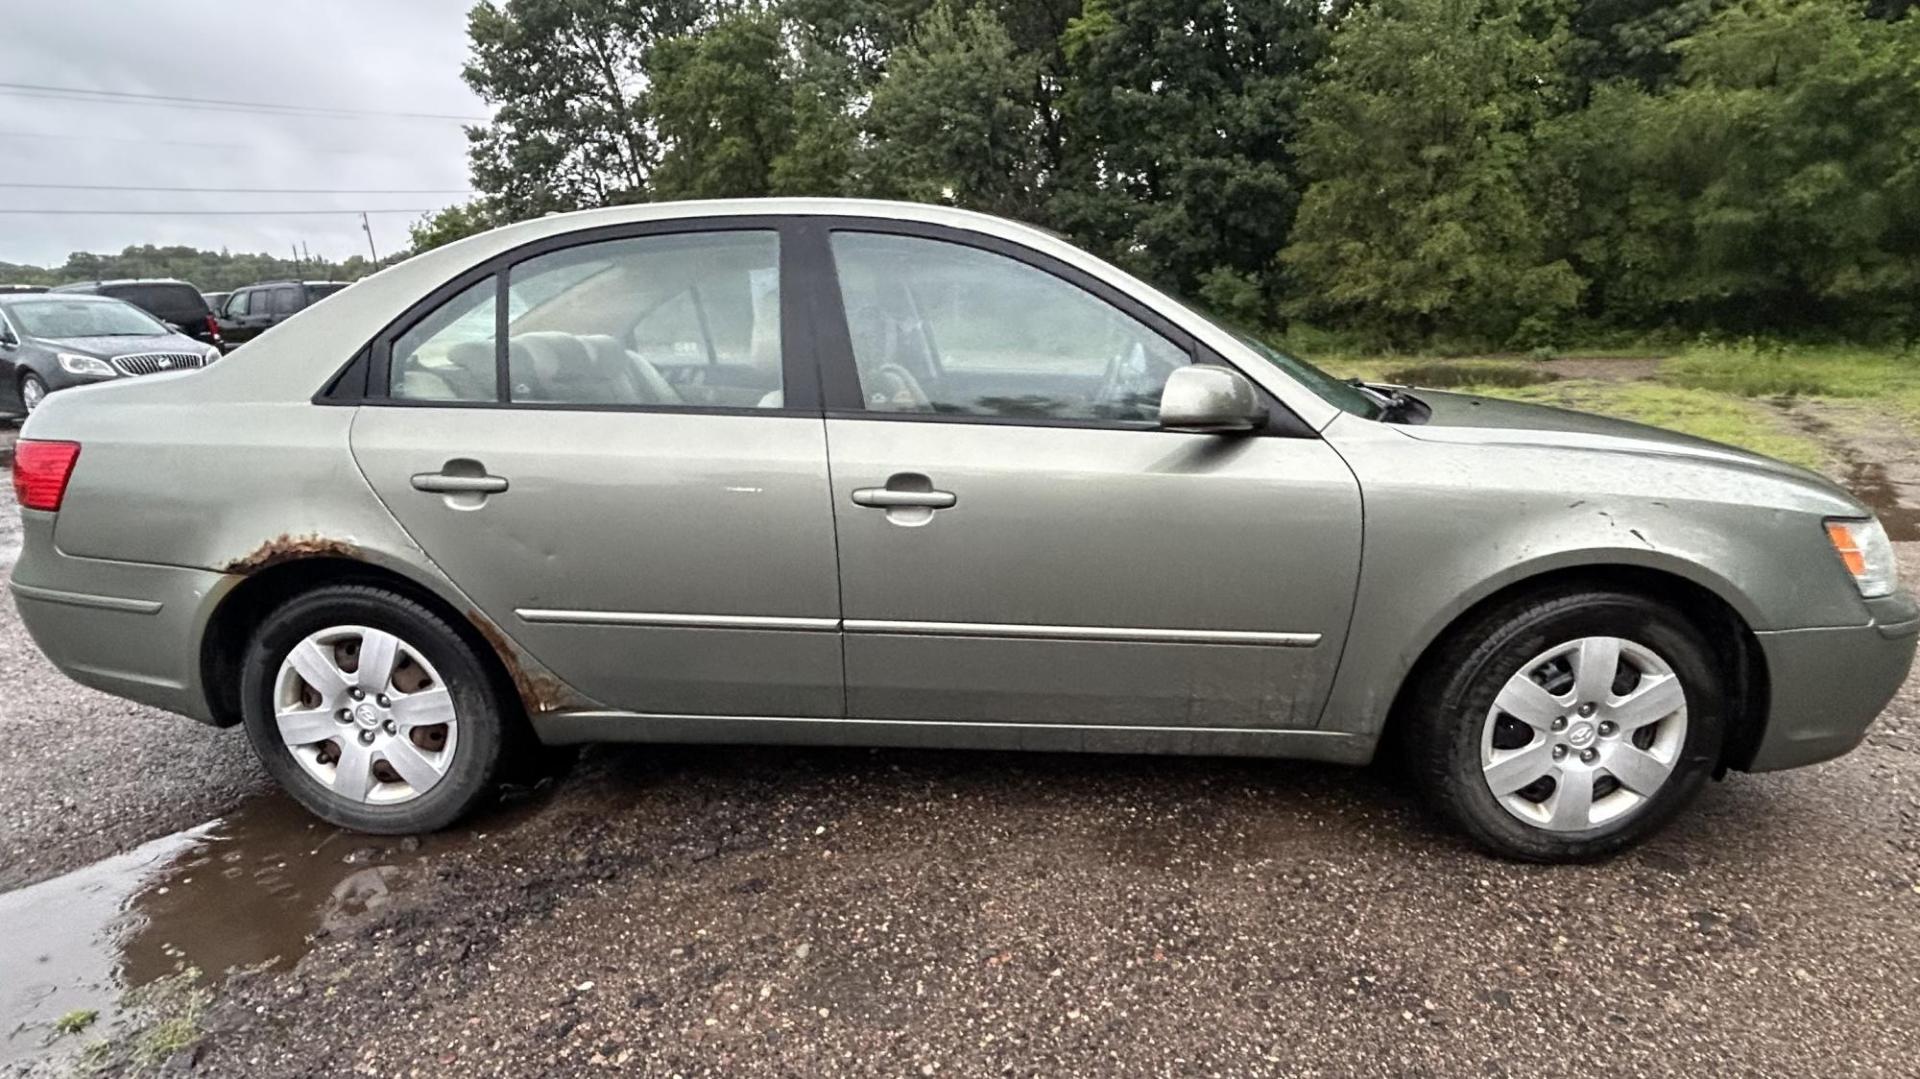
[1159,365,1268,433]
[0,327,16,348]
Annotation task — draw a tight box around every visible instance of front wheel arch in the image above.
[1380,565,1768,774]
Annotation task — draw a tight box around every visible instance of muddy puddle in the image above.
[0,791,528,1068]
[1840,458,1920,542]
[1770,398,1920,541]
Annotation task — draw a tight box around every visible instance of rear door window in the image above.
[389,277,498,402]
[268,286,300,316]
[504,231,782,408]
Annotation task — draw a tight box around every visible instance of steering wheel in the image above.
[869,362,933,412]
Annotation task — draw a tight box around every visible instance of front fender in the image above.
[1314,417,1872,743]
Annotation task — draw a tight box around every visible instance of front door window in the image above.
[829,232,1189,423]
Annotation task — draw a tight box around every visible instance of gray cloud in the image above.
[0,0,484,266]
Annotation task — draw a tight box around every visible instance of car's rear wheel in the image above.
[20,372,47,414]
[239,584,508,833]
[1405,587,1726,861]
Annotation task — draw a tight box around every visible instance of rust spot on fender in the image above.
[221,534,364,576]
[465,609,592,715]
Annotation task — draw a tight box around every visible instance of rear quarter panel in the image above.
[14,374,599,711]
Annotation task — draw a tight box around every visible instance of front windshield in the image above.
[8,298,168,339]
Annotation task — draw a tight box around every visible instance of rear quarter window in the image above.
[105,284,210,324]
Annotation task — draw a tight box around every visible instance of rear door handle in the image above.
[411,459,509,508]
[411,473,508,494]
[851,488,956,509]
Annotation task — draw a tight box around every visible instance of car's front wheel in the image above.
[1405,587,1727,861]
[239,584,509,833]
[20,371,47,414]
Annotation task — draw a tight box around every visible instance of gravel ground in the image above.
[2,412,1919,1075]
[183,727,1920,1079]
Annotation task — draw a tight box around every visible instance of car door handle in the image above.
[411,472,508,494]
[851,488,956,509]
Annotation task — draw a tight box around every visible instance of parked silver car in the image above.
[9,200,1913,860]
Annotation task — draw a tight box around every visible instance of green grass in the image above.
[125,970,210,1070]
[1493,380,1828,470]
[1659,342,1920,402]
[1310,352,1829,470]
[68,968,211,1076]
[52,1009,97,1037]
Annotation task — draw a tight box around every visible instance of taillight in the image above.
[205,314,223,342]
[13,439,81,512]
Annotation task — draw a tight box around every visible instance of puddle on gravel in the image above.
[1769,398,1920,541]
[1843,458,1920,542]
[0,791,528,1067]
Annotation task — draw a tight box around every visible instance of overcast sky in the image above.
[0,0,485,267]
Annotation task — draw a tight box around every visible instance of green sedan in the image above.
[9,199,1912,861]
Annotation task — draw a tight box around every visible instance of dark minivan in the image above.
[50,279,223,351]
[217,281,348,345]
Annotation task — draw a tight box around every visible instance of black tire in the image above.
[240,584,510,833]
[1403,588,1726,862]
[20,371,47,414]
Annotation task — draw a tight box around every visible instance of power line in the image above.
[0,182,474,195]
[0,129,435,156]
[0,81,489,123]
[0,129,262,151]
[0,208,440,216]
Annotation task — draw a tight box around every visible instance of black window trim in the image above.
[317,215,821,416]
[797,216,1311,438]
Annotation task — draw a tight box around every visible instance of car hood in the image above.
[33,332,202,357]
[1399,388,1843,490]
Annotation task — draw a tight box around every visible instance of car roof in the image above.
[0,291,129,306]
[54,278,197,289]
[49,198,1344,430]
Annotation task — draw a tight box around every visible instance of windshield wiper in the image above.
[1346,378,1423,423]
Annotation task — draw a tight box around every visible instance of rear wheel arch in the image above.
[200,557,526,734]
[1381,564,1768,773]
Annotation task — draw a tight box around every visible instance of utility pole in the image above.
[360,211,379,263]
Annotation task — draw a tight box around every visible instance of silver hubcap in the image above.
[1480,636,1687,831]
[273,625,458,805]
[21,377,44,412]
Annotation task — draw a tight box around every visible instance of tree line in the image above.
[416,0,1920,350]
[0,246,384,294]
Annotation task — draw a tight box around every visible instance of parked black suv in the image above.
[50,279,223,350]
[216,281,348,345]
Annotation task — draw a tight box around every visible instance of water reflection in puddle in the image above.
[0,791,496,1067]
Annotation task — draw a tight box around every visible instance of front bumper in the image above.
[9,509,228,724]
[1746,591,1919,771]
